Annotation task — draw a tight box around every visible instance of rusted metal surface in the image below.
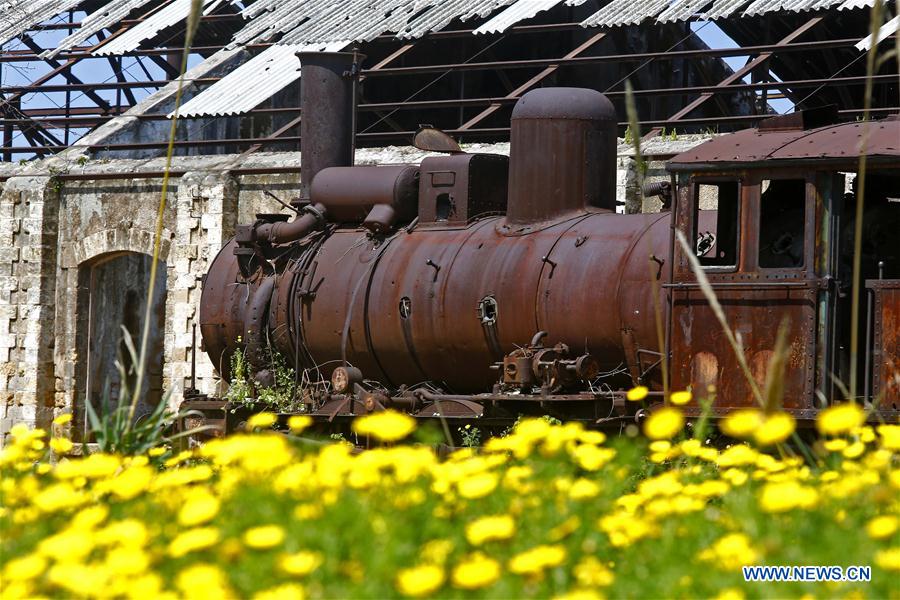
[297,51,363,201]
[310,165,420,223]
[868,280,900,408]
[507,88,618,222]
[196,67,899,427]
[669,114,900,168]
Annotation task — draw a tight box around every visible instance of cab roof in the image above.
[668,110,900,171]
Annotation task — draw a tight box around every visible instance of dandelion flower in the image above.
[866,516,899,540]
[720,409,763,438]
[573,556,613,587]
[817,403,865,436]
[451,553,501,589]
[254,583,305,600]
[758,480,818,513]
[698,533,758,571]
[175,564,232,598]
[288,415,313,434]
[753,412,795,446]
[246,412,277,430]
[52,413,73,426]
[643,407,684,440]
[508,544,567,576]
[2,554,46,582]
[279,551,323,576]
[626,386,649,402]
[395,564,444,597]
[49,437,73,455]
[168,527,220,557]
[875,548,900,571]
[178,491,220,526]
[465,515,516,545]
[670,390,692,406]
[244,525,286,549]
[458,472,498,499]
[352,410,416,442]
[877,424,900,450]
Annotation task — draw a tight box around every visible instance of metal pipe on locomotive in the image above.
[195,51,900,429]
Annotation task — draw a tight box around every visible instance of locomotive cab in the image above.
[667,111,900,417]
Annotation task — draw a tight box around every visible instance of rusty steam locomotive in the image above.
[192,51,900,430]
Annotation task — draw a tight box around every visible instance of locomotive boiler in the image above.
[196,51,900,428]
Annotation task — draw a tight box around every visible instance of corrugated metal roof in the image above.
[474,0,563,34]
[580,0,874,26]
[580,0,672,27]
[838,0,875,9]
[42,0,156,58]
[173,40,348,117]
[657,0,716,23]
[0,0,86,47]
[93,0,219,56]
[857,13,900,50]
[742,0,846,17]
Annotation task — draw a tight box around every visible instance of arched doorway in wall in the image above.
[74,252,166,439]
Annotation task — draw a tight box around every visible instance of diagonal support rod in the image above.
[458,31,607,131]
[643,16,824,140]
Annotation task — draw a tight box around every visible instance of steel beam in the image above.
[642,16,825,140]
[458,31,607,131]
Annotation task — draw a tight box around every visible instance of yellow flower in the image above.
[877,424,900,450]
[817,403,865,436]
[2,554,46,581]
[720,409,763,438]
[178,490,221,526]
[52,413,73,426]
[573,556,614,587]
[569,478,601,500]
[458,472,499,499]
[714,588,745,600]
[451,553,501,589]
[168,527,220,557]
[421,540,454,565]
[96,519,148,548]
[247,412,277,430]
[352,410,416,442]
[244,525,286,549]
[644,407,684,440]
[753,412,795,446]
[866,515,899,540]
[254,583,306,600]
[288,415,313,434]
[759,480,818,513]
[279,551,323,576]
[699,533,758,571]
[148,446,167,457]
[175,564,232,599]
[465,515,516,545]
[571,444,616,471]
[824,438,848,452]
[626,386,649,402]
[508,544,567,576]
[843,441,866,459]
[670,390,692,405]
[875,548,900,571]
[554,590,605,600]
[395,564,445,597]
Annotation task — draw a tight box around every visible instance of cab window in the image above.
[694,181,739,268]
[759,179,806,269]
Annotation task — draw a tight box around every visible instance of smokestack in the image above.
[506,88,617,223]
[297,51,365,201]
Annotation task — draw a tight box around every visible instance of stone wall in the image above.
[0,136,710,441]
